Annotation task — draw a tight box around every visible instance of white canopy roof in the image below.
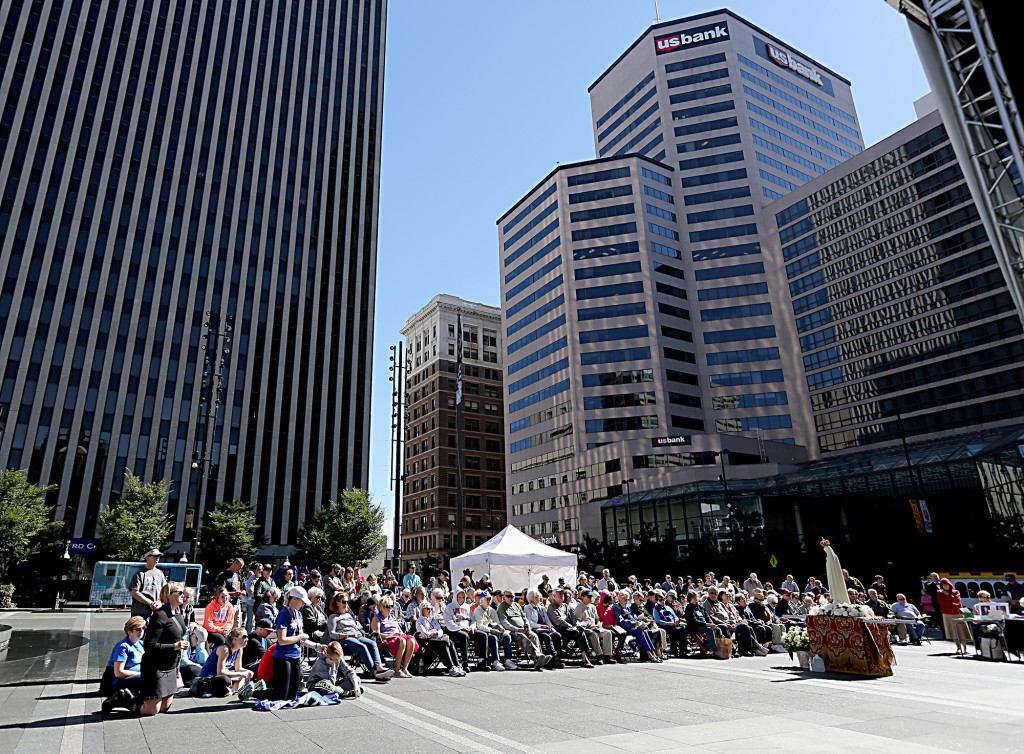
[449,525,577,592]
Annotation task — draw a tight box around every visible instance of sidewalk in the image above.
[2,610,1023,753]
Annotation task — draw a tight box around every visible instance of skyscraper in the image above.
[766,107,1024,454]
[0,0,387,551]
[499,10,862,544]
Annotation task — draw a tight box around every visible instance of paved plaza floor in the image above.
[1,610,1021,753]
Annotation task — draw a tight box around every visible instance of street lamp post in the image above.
[624,478,635,543]
[53,540,71,611]
[715,450,733,547]
[190,310,233,563]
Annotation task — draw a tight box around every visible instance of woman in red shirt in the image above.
[935,578,971,654]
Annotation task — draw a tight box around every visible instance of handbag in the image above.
[714,636,733,660]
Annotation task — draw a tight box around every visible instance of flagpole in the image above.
[455,311,465,557]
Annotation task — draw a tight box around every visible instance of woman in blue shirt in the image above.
[271,586,310,700]
[100,616,146,710]
[199,627,256,698]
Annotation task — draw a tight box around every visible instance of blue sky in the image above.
[368,1,930,520]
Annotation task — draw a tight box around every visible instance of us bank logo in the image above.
[654,21,730,55]
[766,42,824,86]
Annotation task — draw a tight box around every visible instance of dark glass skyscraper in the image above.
[0,0,386,551]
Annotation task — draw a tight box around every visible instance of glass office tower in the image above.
[0,0,386,550]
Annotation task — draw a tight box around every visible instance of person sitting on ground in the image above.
[325,592,393,681]
[497,589,550,670]
[615,591,659,662]
[180,624,209,684]
[198,627,257,699]
[415,602,465,677]
[684,590,718,655]
[866,588,889,618]
[372,595,418,678]
[575,589,615,663]
[300,587,328,643]
[241,619,275,674]
[100,616,146,709]
[525,589,565,668]
[889,593,926,645]
[442,588,477,673]
[308,641,362,697]
[547,588,594,668]
[472,592,515,670]
[203,587,236,648]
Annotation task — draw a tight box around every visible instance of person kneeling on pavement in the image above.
[308,641,362,698]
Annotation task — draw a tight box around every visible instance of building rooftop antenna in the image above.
[654,0,662,23]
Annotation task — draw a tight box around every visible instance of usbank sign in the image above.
[654,21,729,55]
[766,42,824,86]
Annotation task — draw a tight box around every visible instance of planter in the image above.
[796,650,810,670]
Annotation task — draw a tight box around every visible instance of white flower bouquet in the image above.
[812,601,873,618]
[781,626,809,658]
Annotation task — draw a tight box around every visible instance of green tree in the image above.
[0,469,60,580]
[197,499,265,569]
[99,471,172,561]
[295,489,386,568]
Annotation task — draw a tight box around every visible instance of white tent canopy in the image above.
[449,525,578,592]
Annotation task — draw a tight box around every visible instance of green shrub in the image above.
[0,583,14,609]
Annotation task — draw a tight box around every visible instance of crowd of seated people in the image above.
[101,560,945,716]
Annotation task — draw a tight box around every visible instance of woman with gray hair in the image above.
[255,587,280,625]
[301,587,328,643]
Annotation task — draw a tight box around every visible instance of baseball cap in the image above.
[256,618,274,630]
[287,586,311,606]
[1006,574,1017,580]
[144,548,163,558]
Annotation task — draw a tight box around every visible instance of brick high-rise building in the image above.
[400,295,506,568]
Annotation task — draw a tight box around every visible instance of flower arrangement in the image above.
[781,626,809,658]
[809,601,874,618]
